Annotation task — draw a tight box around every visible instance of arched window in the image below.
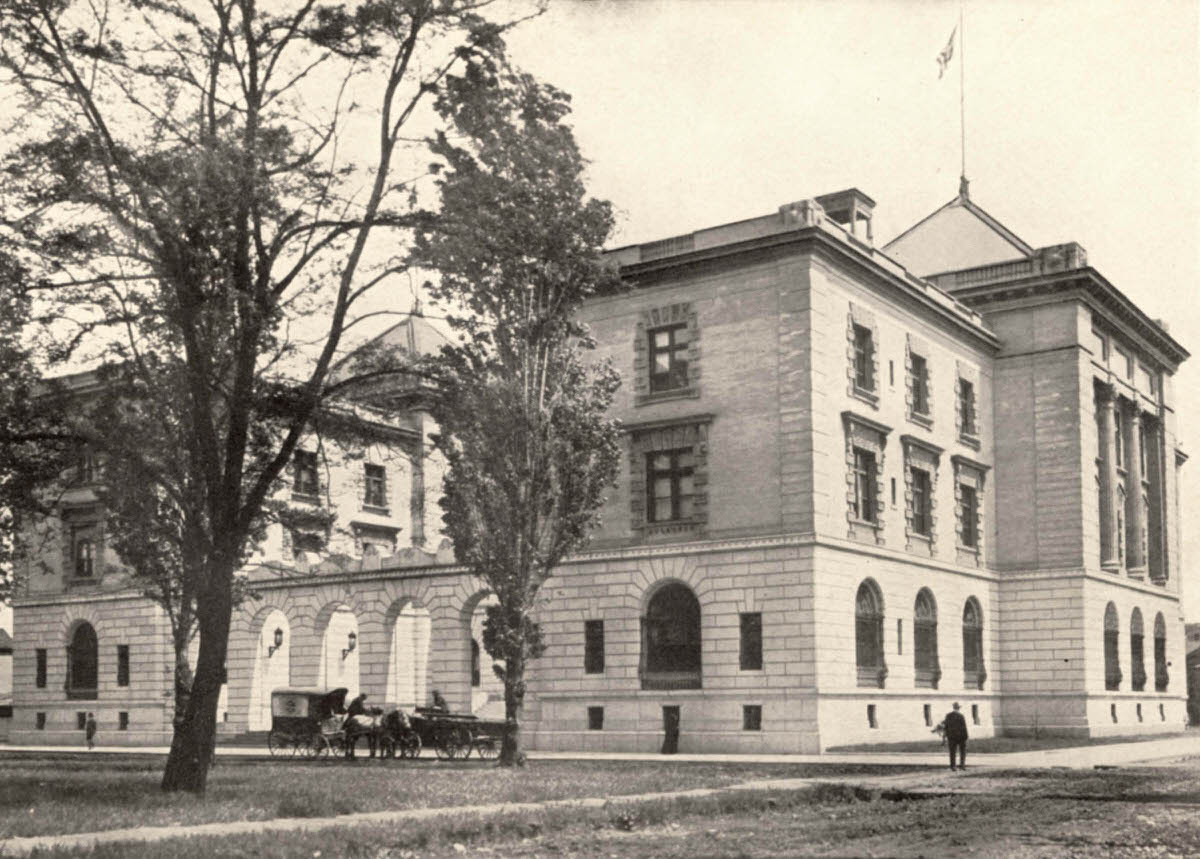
[75,539,94,578]
[855,580,886,688]
[962,598,985,689]
[471,639,481,688]
[1104,603,1121,690]
[67,622,98,699]
[1154,612,1168,691]
[641,583,701,689]
[914,589,940,688]
[1130,608,1146,691]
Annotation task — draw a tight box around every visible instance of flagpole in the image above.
[960,6,966,181]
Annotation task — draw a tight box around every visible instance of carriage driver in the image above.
[344,692,368,728]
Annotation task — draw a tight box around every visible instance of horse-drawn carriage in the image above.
[267,687,351,758]
[266,686,505,761]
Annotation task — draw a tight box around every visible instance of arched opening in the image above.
[962,598,985,689]
[855,580,885,688]
[469,596,503,716]
[1130,608,1146,692]
[247,610,289,731]
[1104,602,1121,690]
[1154,612,1169,691]
[913,589,939,688]
[66,622,98,699]
[641,582,702,690]
[386,601,431,709]
[318,606,359,700]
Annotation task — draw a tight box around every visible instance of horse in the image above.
[343,706,385,760]
[379,707,420,759]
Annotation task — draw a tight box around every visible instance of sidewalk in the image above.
[5,732,1199,769]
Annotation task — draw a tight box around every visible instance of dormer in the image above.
[815,188,876,242]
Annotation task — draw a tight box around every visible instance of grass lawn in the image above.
[826,730,1193,754]
[0,756,917,840]
[23,766,1200,858]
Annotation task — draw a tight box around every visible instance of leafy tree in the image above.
[414,64,622,765]
[0,0,537,792]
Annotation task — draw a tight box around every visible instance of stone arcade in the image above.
[10,184,1190,751]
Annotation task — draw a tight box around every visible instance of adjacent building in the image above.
[8,182,1191,751]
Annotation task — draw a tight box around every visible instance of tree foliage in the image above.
[413,63,622,765]
[0,0,536,792]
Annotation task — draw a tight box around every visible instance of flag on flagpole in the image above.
[937,26,956,78]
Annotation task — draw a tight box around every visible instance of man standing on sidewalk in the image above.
[943,702,968,770]
[85,713,97,750]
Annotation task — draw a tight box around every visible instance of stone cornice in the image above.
[621,413,716,434]
[900,434,944,457]
[603,226,999,351]
[951,454,992,474]
[841,410,892,438]
[952,270,1189,370]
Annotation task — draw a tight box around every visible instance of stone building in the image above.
[8,184,1191,751]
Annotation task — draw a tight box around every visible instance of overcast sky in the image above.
[503,0,1200,616]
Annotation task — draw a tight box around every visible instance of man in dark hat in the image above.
[943,702,968,770]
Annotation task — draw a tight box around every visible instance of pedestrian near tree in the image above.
[85,712,97,750]
[943,702,968,770]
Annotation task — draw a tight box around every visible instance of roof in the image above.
[883,182,1034,278]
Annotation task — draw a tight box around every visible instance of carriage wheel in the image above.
[267,730,284,757]
[401,733,422,759]
[456,727,474,760]
[475,738,498,761]
[329,733,347,758]
[435,727,465,760]
[306,734,331,759]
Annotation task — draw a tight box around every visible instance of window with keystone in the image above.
[67,623,98,700]
[641,582,702,690]
[913,589,940,689]
[953,455,989,563]
[855,579,886,688]
[962,598,986,689]
[843,412,890,544]
[1104,602,1121,691]
[1154,612,1168,691]
[628,417,711,540]
[906,334,933,426]
[633,303,698,405]
[847,304,879,404]
[1130,609,1146,692]
[902,436,942,553]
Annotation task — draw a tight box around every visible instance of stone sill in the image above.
[291,491,321,504]
[635,386,699,407]
[851,385,879,408]
[958,432,981,451]
[908,411,933,430]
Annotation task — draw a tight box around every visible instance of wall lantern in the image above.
[268,627,284,657]
[342,631,357,660]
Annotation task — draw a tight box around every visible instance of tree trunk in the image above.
[161,573,232,793]
[498,653,525,767]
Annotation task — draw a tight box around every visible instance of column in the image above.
[1126,406,1147,577]
[1097,385,1119,570]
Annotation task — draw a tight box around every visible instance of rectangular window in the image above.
[867,704,877,729]
[73,533,95,579]
[117,645,129,687]
[971,704,980,725]
[36,712,45,730]
[36,649,46,689]
[363,464,387,509]
[911,467,932,536]
[587,706,604,730]
[911,354,929,415]
[119,711,129,731]
[76,711,87,730]
[293,450,319,497]
[649,323,689,393]
[897,618,903,655]
[852,447,877,523]
[853,325,874,391]
[742,705,762,731]
[923,704,932,727]
[1139,424,1148,476]
[646,449,695,523]
[739,613,763,671]
[584,620,605,674]
[959,484,978,548]
[959,378,976,436]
